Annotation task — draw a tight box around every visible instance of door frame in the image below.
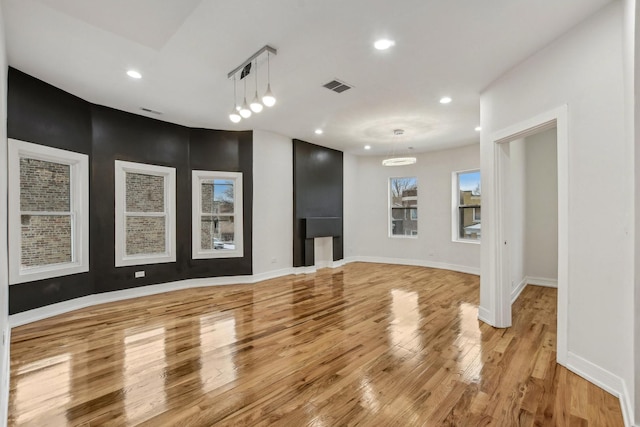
[490,105,568,365]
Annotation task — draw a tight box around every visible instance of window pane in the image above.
[126,173,164,213]
[126,216,166,255]
[458,171,481,241]
[459,207,481,240]
[458,171,481,205]
[201,180,234,214]
[20,158,70,212]
[21,214,72,268]
[201,215,235,250]
[390,177,417,237]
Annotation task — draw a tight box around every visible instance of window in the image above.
[115,161,176,266]
[8,139,89,284]
[192,170,243,259]
[389,177,417,237]
[453,170,481,242]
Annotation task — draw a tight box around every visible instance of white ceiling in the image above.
[2,0,613,155]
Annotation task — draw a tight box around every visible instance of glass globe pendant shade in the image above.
[229,107,241,123]
[250,92,263,113]
[239,98,252,118]
[262,83,276,107]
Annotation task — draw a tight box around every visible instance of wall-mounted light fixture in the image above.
[227,45,277,123]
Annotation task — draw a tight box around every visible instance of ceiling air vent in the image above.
[140,107,162,115]
[323,79,353,93]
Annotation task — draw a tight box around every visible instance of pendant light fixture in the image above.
[238,77,252,118]
[262,51,276,107]
[228,75,241,123]
[250,59,264,113]
[382,129,417,166]
[227,45,277,122]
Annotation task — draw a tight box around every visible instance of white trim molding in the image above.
[114,160,176,267]
[511,276,558,304]
[488,104,569,365]
[8,139,90,284]
[566,352,634,427]
[0,325,10,427]
[191,170,244,259]
[511,277,529,304]
[350,256,480,275]
[525,276,558,288]
[9,257,479,327]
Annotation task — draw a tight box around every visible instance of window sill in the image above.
[389,235,419,239]
[116,253,176,267]
[193,249,243,259]
[11,262,89,285]
[452,238,481,245]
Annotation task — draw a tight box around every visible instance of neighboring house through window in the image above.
[453,170,481,242]
[192,170,243,259]
[389,177,418,237]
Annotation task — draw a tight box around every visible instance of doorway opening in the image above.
[491,106,568,365]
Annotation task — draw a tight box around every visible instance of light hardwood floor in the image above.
[9,263,624,426]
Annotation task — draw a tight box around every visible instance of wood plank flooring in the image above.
[8,263,624,426]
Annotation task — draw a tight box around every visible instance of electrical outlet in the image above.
[135,271,145,278]
[271,257,277,264]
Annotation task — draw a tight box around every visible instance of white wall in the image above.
[348,144,480,274]
[524,128,558,281]
[509,139,526,293]
[252,130,293,276]
[480,2,634,422]
[628,0,640,423]
[0,2,8,424]
[343,152,359,259]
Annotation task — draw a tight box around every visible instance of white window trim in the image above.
[452,169,481,244]
[192,170,244,259]
[388,176,418,239]
[8,139,89,284]
[115,160,176,267]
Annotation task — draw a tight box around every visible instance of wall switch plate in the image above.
[135,271,145,278]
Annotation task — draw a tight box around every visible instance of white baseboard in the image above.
[510,276,559,304]
[477,306,493,324]
[0,325,9,427]
[566,352,634,427]
[350,256,480,276]
[292,266,317,275]
[526,276,558,288]
[251,268,295,282]
[11,273,263,328]
[511,277,528,304]
[9,257,479,327]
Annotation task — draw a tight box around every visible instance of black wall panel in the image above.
[293,139,343,267]
[8,68,253,313]
[187,129,253,278]
[8,68,95,312]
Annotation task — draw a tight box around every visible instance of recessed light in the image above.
[374,39,395,50]
[475,126,481,132]
[315,129,323,135]
[127,70,142,79]
[439,96,452,104]
[364,145,371,150]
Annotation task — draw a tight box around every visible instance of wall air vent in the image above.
[140,107,162,115]
[323,79,353,93]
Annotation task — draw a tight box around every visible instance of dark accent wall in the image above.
[293,139,343,267]
[8,68,253,313]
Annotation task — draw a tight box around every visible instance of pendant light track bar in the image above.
[227,45,277,79]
